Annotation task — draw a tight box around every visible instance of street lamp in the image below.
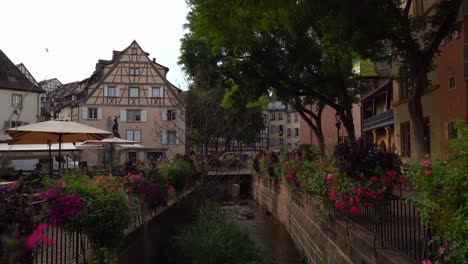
[335,113,342,144]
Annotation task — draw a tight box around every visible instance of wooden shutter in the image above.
[141,110,147,122]
[116,87,120,97]
[97,108,103,120]
[159,86,164,97]
[104,86,108,97]
[134,131,141,142]
[120,110,127,122]
[162,130,167,144]
[148,87,153,98]
[162,110,167,121]
[464,44,468,80]
[82,107,88,120]
[126,130,133,140]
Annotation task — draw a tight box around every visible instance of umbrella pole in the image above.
[48,140,52,176]
[110,143,113,174]
[58,134,62,176]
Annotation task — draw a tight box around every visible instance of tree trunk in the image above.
[407,73,427,160]
[339,107,357,142]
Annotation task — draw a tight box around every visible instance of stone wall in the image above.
[119,189,199,263]
[251,176,415,264]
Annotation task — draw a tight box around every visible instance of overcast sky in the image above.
[0,0,190,89]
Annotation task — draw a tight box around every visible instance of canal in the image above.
[221,201,303,264]
[120,193,302,263]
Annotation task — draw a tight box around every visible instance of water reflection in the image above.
[221,201,303,264]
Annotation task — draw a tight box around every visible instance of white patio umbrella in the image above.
[82,137,140,171]
[6,120,112,175]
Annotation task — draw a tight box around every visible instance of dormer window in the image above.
[129,68,140,76]
[8,74,17,82]
[131,48,137,55]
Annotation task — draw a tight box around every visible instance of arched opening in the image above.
[379,140,387,152]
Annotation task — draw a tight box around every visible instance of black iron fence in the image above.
[33,217,90,264]
[336,195,439,263]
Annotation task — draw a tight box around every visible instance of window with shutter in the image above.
[400,122,411,157]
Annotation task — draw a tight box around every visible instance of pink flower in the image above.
[7,182,20,192]
[326,174,333,181]
[370,176,378,182]
[424,154,430,158]
[422,260,432,264]
[24,224,53,251]
[439,247,445,255]
[425,170,432,176]
[421,160,432,168]
[350,206,360,214]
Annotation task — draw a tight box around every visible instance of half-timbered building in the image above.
[55,41,185,166]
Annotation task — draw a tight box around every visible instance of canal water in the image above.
[221,201,303,264]
[120,195,302,263]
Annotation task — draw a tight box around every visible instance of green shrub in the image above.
[409,122,468,263]
[43,173,132,263]
[161,159,193,192]
[170,205,265,264]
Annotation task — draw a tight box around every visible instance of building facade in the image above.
[437,5,468,157]
[0,50,43,139]
[299,104,361,152]
[392,0,466,161]
[267,101,301,151]
[54,41,185,166]
[360,67,395,152]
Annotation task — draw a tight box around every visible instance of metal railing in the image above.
[362,109,394,132]
[335,194,439,263]
[33,217,90,264]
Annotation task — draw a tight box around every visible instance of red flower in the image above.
[355,197,361,203]
[386,170,396,176]
[334,201,348,210]
[350,206,360,214]
[356,188,366,195]
[370,176,378,182]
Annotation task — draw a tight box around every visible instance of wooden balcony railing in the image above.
[362,109,394,132]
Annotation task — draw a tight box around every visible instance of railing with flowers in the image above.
[0,157,196,264]
[248,141,446,264]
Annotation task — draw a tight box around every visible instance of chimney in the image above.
[152,58,156,63]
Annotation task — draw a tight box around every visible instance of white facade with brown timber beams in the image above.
[77,41,185,166]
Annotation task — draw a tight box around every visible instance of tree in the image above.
[322,0,462,159]
[180,0,367,147]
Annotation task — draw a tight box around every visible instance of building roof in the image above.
[16,63,39,86]
[0,50,44,93]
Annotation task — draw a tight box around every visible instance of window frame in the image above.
[129,86,139,98]
[131,48,138,55]
[400,121,411,157]
[448,121,459,140]
[129,67,140,76]
[151,87,162,98]
[108,86,117,97]
[295,128,299,137]
[126,130,142,141]
[399,66,409,100]
[88,108,98,120]
[448,76,456,90]
[11,94,22,108]
[167,130,177,144]
[167,109,177,121]
[127,110,142,122]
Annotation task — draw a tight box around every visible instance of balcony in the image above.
[362,109,394,132]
